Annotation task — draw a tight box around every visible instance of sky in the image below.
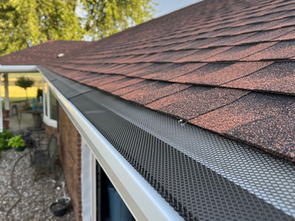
[154,0,202,17]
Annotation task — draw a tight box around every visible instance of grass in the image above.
[1,86,42,98]
[1,73,42,98]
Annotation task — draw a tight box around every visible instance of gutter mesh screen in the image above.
[43,68,295,221]
[71,92,295,221]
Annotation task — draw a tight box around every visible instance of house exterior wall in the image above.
[48,104,82,221]
[44,123,57,139]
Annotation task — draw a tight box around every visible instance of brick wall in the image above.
[54,104,82,221]
[44,123,57,139]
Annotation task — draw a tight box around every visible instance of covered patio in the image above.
[0,67,74,219]
[0,66,43,132]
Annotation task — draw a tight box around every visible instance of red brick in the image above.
[56,104,82,221]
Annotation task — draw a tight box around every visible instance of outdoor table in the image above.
[24,109,43,129]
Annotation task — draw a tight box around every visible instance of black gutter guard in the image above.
[40,66,295,221]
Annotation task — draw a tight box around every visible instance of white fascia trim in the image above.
[39,67,183,221]
[0,65,38,73]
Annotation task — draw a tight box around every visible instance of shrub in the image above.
[8,135,25,148]
[0,129,13,151]
[36,88,43,102]
[21,132,36,149]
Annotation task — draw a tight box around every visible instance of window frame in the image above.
[43,79,57,128]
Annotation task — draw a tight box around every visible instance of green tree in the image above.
[0,0,156,55]
[15,76,35,104]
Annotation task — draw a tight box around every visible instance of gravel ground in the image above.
[0,130,75,221]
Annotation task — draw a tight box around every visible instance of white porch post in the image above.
[4,73,9,110]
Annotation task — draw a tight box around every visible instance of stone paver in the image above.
[0,131,75,221]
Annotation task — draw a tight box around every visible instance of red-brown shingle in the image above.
[206,42,276,61]
[223,62,295,94]
[122,82,190,105]
[2,0,295,162]
[147,86,249,119]
[243,40,295,60]
[190,92,295,160]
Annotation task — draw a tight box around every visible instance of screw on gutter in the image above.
[57,53,64,58]
[178,119,187,126]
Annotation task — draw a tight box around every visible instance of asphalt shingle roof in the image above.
[0,40,92,65]
[1,0,295,162]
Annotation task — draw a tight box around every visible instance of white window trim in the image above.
[90,146,97,221]
[81,138,96,221]
[43,79,57,128]
[42,79,46,117]
[43,115,57,128]
[47,83,51,118]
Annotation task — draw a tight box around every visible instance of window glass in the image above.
[43,81,48,116]
[49,88,57,120]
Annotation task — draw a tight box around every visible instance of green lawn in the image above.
[1,72,42,98]
[1,73,43,109]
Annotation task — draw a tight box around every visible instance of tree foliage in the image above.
[15,76,35,103]
[0,0,156,55]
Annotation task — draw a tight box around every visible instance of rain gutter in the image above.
[37,66,183,221]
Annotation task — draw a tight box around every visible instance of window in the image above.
[49,88,57,120]
[43,81,48,116]
[43,79,58,127]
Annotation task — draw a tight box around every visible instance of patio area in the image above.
[5,112,37,132]
[0,115,75,220]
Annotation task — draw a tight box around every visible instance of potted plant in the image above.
[2,109,9,118]
[2,108,10,129]
[56,182,71,207]
[50,201,68,217]
[8,135,26,152]
[50,182,71,217]
[50,195,71,217]
[0,129,13,151]
[57,196,71,204]
[3,120,9,129]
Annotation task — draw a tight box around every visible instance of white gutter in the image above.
[38,67,183,221]
[0,65,38,73]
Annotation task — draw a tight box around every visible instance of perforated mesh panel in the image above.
[87,90,295,218]
[42,68,295,221]
[40,66,92,99]
[39,66,58,81]
[52,79,92,99]
[71,92,294,221]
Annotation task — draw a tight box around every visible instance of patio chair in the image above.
[30,133,59,181]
